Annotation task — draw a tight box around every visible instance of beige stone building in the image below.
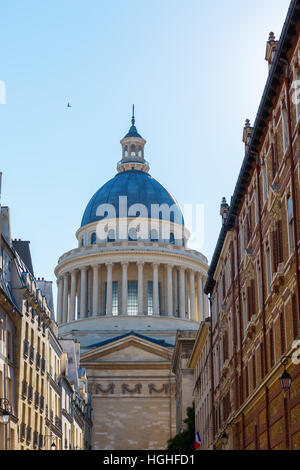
[171,330,197,434]
[188,319,213,450]
[0,178,91,451]
[56,111,209,450]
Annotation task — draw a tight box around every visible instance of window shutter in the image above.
[277,220,283,264]
[272,229,278,272]
[292,294,298,339]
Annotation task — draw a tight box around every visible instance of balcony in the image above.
[20,422,26,441]
[27,385,33,403]
[34,391,40,409]
[33,430,38,448]
[23,340,29,358]
[21,380,28,399]
[26,426,32,445]
[55,416,62,430]
[40,395,45,412]
[36,352,41,371]
[29,345,35,364]
[38,434,43,449]
[41,358,46,375]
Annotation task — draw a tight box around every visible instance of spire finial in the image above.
[131,104,135,126]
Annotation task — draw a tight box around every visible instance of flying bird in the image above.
[67,102,72,108]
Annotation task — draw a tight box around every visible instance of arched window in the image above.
[81,237,84,247]
[138,146,142,157]
[130,145,136,157]
[90,232,96,245]
[124,146,128,158]
[170,232,175,244]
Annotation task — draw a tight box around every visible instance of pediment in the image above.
[81,334,173,364]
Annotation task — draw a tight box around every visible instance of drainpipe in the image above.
[235,220,244,405]
[209,295,216,448]
[254,156,268,377]
[230,241,238,411]
[235,218,245,450]
[281,60,300,328]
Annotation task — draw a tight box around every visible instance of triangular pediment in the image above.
[81,334,173,364]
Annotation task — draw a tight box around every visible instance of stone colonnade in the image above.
[56,261,208,324]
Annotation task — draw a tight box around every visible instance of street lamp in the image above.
[51,442,56,450]
[0,410,10,425]
[280,357,293,395]
[280,369,292,393]
[0,398,11,450]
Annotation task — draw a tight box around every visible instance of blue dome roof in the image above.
[81,170,184,227]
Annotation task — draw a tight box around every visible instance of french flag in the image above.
[194,432,201,450]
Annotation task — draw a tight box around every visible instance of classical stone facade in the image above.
[204,0,300,450]
[188,320,213,450]
[56,111,209,449]
[0,181,91,450]
[171,330,197,434]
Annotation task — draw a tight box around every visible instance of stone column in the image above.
[167,264,173,317]
[137,262,144,315]
[70,270,77,321]
[92,265,99,316]
[56,277,63,324]
[62,273,69,323]
[121,262,128,315]
[80,267,87,318]
[106,263,113,315]
[197,274,203,322]
[179,267,185,318]
[153,263,159,316]
[190,270,196,321]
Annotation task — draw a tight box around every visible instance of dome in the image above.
[81,169,184,227]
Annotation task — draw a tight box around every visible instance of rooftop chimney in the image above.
[220,197,229,225]
[242,119,253,151]
[265,32,278,72]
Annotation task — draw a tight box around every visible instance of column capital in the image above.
[137,261,144,267]
[152,262,160,268]
[105,262,113,267]
[80,265,88,272]
[121,261,129,267]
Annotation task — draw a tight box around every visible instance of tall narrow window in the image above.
[262,163,268,204]
[128,281,138,315]
[271,135,279,180]
[112,282,118,316]
[265,242,272,295]
[292,294,298,339]
[270,324,274,367]
[252,354,256,390]
[104,281,118,315]
[287,196,294,254]
[280,310,286,355]
[147,281,153,315]
[282,106,289,154]
[260,343,265,379]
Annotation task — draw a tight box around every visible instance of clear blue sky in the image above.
[0,0,290,302]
